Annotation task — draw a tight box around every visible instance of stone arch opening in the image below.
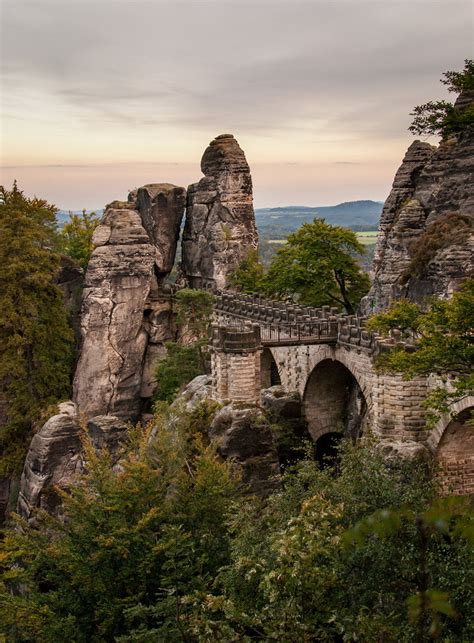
[436,407,474,496]
[303,359,367,444]
[261,347,281,388]
[315,431,343,468]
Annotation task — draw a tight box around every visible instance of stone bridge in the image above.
[210,291,474,495]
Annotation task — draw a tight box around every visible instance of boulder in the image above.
[210,403,280,495]
[17,403,128,521]
[182,134,258,290]
[377,439,430,462]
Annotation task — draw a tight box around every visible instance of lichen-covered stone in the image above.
[182,134,258,290]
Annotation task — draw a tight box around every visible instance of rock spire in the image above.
[182,134,258,290]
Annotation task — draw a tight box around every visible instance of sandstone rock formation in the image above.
[73,208,158,419]
[362,90,474,313]
[18,402,128,521]
[210,404,280,495]
[73,184,185,420]
[135,183,187,278]
[182,134,258,290]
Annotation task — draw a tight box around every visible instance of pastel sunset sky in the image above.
[1,0,472,210]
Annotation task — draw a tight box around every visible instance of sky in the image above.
[0,0,472,210]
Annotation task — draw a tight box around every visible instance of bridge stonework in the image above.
[210,292,473,494]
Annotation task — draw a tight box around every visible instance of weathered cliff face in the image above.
[73,208,157,419]
[73,183,185,420]
[362,91,474,313]
[18,402,128,521]
[135,183,187,278]
[182,134,258,290]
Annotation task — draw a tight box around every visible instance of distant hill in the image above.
[56,200,383,234]
[255,200,383,236]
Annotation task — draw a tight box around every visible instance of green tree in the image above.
[0,183,74,476]
[154,342,204,403]
[174,288,214,344]
[230,249,266,294]
[263,219,370,313]
[409,59,474,138]
[0,404,239,641]
[58,210,99,269]
[192,441,472,641]
[367,278,474,421]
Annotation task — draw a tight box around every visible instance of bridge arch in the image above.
[260,347,282,388]
[303,358,368,451]
[427,395,474,495]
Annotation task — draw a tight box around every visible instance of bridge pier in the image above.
[210,325,262,404]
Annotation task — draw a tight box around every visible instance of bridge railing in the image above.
[214,290,415,352]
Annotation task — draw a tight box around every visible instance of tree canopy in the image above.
[0,183,74,475]
[232,219,370,313]
[409,59,474,138]
[57,210,100,270]
[2,420,472,642]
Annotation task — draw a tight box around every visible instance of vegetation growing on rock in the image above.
[368,277,474,421]
[409,59,474,138]
[57,210,100,270]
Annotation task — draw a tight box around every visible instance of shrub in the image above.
[402,212,472,283]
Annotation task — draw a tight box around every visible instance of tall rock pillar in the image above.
[182,134,258,290]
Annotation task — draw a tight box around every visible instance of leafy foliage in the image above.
[409,59,474,138]
[1,403,239,641]
[152,289,214,403]
[0,183,74,475]
[2,430,472,642]
[231,219,370,313]
[153,342,204,403]
[229,249,266,293]
[57,210,100,269]
[368,279,474,420]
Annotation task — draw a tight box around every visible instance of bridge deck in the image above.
[213,291,391,353]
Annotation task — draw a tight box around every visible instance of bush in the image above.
[402,212,472,282]
[153,342,204,403]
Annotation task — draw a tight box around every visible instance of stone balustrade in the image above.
[213,290,411,352]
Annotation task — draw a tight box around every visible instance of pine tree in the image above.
[0,183,74,476]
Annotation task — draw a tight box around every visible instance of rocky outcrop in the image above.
[73,183,185,420]
[182,134,258,290]
[362,91,474,313]
[73,208,158,419]
[18,402,128,521]
[210,404,280,495]
[135,183,187,278]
